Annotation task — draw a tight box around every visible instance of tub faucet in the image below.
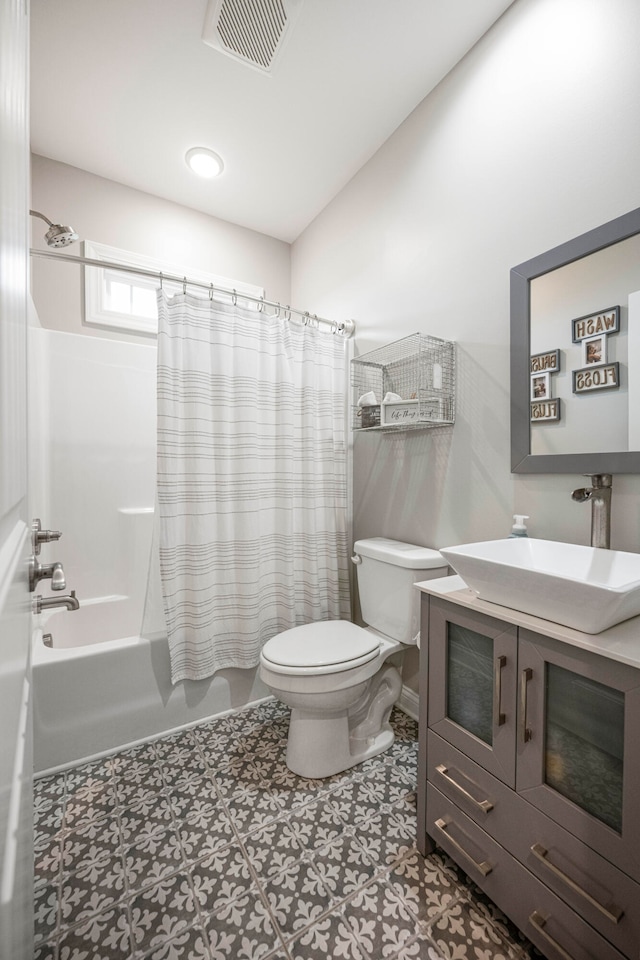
[29,557,66,592]
[570,474,612,549]
[33,590,80,613]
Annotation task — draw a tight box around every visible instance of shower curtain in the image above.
[156,290,351,683]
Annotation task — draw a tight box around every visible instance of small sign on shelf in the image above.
[381,399,420,426]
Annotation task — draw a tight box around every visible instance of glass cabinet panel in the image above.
[428,599,517,787]
[447,624,494,745]
[545,663,624,833]
[518,628,640,883]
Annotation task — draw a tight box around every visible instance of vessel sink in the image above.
[439,538,640,634]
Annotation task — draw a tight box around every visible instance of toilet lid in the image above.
[262,621,380,670]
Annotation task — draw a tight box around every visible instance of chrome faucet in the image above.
[29,557,66,592]
[28,518,80,607]
[29,518,66,591]
[33,590,80,613]
[31,518,62,554]
[570,474,612,549]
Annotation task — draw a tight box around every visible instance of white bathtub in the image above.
[29,328,270,775]
[32,596,269,775]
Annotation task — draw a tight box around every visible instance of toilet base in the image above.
[284,664,402,779]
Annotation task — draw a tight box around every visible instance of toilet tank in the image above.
[353,538,448,644]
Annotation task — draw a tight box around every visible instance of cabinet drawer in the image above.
[428,732,640,959]
[426,784,627,960]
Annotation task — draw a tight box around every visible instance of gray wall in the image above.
[30,155,291,342]
[291,0,640,688]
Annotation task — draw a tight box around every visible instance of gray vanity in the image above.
[417,576,640,960]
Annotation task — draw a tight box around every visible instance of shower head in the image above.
[29,209,79,248]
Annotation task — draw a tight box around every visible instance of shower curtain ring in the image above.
[303,311,310,326]
[159,272,163,290]
[209,283,214,301]
[232,289,237,306]
[258,297,264,313]
[332,320,339,334]
[182,276,187,295]
[276,302,281,318]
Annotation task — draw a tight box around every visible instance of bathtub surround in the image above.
[33,703,538,960]
[156,291,351,683]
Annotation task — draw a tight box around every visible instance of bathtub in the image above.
[28,328,271,775]
[32,595,269,775]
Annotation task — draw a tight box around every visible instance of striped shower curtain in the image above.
[156,290,351,683]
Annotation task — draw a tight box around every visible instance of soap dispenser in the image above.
[509,515,529,538]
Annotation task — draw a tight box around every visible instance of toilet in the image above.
[259,537,448,778]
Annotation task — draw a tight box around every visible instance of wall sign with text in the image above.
[530,349,560,374]
[530,349,560,422]
[571,306,619,343]
[530,399,561,422]
[572,362,620,394]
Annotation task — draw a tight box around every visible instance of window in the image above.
[83,241,263,335]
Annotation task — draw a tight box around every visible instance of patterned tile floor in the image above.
[33,702,540,960]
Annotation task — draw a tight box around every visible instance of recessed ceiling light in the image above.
[185,147,224,178]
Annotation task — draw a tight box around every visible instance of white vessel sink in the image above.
[439,538,640,634]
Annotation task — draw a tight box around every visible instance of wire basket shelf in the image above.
[351,333,455,432]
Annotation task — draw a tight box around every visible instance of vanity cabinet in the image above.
[418,592,640,960]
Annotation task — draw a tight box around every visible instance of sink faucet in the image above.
[33,590,80,613]
[570,474,612,549]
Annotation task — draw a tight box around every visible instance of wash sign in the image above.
[572,306,619,342]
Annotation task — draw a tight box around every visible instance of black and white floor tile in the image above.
[34,703,538,960]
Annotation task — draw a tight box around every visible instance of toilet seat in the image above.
[261,621,380,676]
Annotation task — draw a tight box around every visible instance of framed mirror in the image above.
[511,206,640,473]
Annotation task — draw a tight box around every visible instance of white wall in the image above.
[30,155,291,342]
[292,0,640,556]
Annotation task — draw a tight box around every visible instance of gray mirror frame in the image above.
[511,205,640,474]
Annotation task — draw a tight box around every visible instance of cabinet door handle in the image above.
[493,654,506,726]
[435,764,494,813]
[528,911,578,960]
[433,817,492,876]
[530,843,623,924]
[519,667,533,743]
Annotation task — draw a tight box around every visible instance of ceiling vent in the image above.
[202,0,303,75]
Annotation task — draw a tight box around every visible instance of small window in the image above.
[83,241,263,335]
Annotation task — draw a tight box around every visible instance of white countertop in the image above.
[415,575,640,669]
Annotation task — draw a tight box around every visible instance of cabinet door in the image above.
[517,629,640,883]
[428,599,517,787]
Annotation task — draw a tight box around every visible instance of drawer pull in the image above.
[530,843,623,924]
[519,667,533,743]
[433,817,492,876]
[435,764,494,813]
[529,910,578,960]
[493,654,506,726]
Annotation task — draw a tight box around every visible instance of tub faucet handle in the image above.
[31,518,62,556]
[51,562,66,591]
[28,557,67,592]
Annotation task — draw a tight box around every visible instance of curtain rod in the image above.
[29,247,355,338]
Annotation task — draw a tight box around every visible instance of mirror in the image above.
[511,206,640,473]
